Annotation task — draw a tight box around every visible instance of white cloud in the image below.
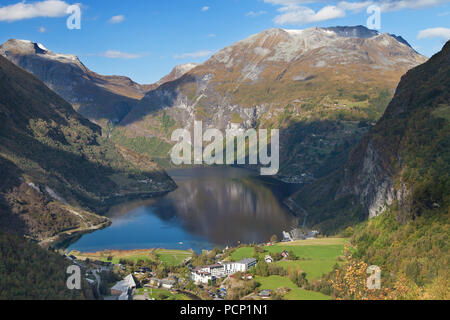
[0,0,70,22]
[100,50,145,59]
[417,27,450,40]
[174,50,213,59]
[380,0,450,12]
[264,0,450,25]
[207,33,216,37]
[274,5,346,25]
[201,6,210,12]
[109,15,125,24]
[246,10,268,17]
[338,1,372,12]
[38,26,47,33]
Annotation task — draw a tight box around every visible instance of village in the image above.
[65,231,340,301]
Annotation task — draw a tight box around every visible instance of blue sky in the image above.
[0,0,449,84]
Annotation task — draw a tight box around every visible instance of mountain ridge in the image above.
[116,25,427,181]
[0,39,196,128]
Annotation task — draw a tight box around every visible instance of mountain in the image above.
[0,39,152,127]
[292,41,448,234]
[116,26,427,180]
[0,40,200,130]
[339,41,449,220]
[319,41,448,297]
[146,63,199,91]
[0,54,175,243]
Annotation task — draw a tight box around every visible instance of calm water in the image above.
[67,167,297,253]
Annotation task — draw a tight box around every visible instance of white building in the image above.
[191,270,216,285]
[111,274,136,300]
[191,258,257,284]
[161,279,176,289]
[222,258,257,275]
[265,255,273,264]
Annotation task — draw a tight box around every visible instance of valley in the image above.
[0,18,448,301]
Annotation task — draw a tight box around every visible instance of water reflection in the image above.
[68,167,296,252]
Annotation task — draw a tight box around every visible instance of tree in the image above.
[270,234,279,243]
[331,260,391,300]
[255,261,269,277]
[156,265,168,279]
[341,227,354,238]
[288,267,308,288]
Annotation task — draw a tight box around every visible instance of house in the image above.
[191,258,258,284]
[191,270,216,285]
[198,264,226,277]
[161,279,176,290]
[222,258,257,275]
[111,274,136,297]
[259,290,272,298]
[281,251,289,258]
[147,278,162,288]
[239,258,257,270]
[264,255,273,264]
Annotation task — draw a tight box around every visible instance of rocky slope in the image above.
[146,63,199,91]
[291,41,449,233]
[117,26,426,180]
[0,54,175,243]
[342,42,448,296]
[339,40,449,220]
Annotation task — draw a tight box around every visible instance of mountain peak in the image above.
[0,39,80,65]
[323,25,380,38]
[210,25,424,67]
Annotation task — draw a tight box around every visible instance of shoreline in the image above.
[42,188,177,250]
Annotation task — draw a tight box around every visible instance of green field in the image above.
[155,249,193,266]
[230,238,347,280]
[70,248,192,266]
[134,288,191,300]
[255,276,330,300]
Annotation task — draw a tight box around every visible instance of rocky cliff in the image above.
[339,40,449,220]
[292,41,449,233]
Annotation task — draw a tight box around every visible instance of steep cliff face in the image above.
[289,41,448,233]
[0,55,175,242]
[339,40,449,220]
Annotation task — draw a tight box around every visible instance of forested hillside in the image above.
[0,54,176,300]
[307,41,449,299]
[0,55,175,242]
[0,232,93,300]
